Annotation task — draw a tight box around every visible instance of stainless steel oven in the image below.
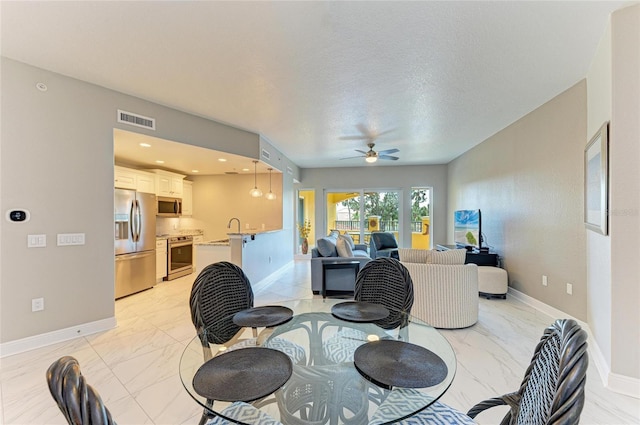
[166,235,193,280]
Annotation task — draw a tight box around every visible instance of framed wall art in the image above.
[584,121,609,235]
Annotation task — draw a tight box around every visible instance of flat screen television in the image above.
[454,209,482,250]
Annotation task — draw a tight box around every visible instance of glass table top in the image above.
[179,298,456,425]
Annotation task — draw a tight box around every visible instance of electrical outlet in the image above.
[542,275,548,286]
[566,283,573,295]
[32,297,44,312]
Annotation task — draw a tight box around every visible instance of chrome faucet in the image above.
[227,217,241,233]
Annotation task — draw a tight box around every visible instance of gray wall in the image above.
[447,81,588,320]
[0,58,295,344]
[296,165,448,248]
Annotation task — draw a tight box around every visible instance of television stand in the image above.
[436,244,498,267]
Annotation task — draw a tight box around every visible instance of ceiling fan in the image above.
[340,142,400,163]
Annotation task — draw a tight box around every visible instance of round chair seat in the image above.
[477,266,508,299]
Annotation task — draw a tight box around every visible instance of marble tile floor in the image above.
[1,260,638,425]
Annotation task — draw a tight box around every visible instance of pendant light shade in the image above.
[249,160,262,197]
[265,168,276,200]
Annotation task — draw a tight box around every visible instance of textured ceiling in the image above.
[1,1,626,169]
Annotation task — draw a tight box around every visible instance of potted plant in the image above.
[297,219,311,254]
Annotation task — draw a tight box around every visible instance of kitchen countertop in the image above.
[226,228,282,237]
[196,239,231,246]
[156,229,204,240]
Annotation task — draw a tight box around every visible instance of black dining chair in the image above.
[47,356,281,425]
[353,257,414,330]
[369,319,589,425]
[323,258,414,364]
[189,261,305,361]
[189,261,305,424]
[47,356,116,425]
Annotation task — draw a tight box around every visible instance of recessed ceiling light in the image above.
[191,169,199,173]
[242,168,250,172]
[218,158,227,162]
[139,143,151,148]
[155,160,165,164]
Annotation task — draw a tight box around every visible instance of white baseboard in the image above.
[508,287,639,399]
[0,316,117,358]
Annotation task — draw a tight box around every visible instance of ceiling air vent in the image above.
[261,149,271,160]
[117,109,156,130]
[225,171,238,174]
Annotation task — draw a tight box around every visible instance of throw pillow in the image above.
[428,249,467,265]
[336,236,354,258]
[339,233,355,249]
[317,237,338,257]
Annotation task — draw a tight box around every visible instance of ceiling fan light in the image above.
[365,156,377,163]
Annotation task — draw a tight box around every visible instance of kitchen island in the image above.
[194,229,291,290]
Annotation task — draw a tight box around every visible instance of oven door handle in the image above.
[170,241,192,248]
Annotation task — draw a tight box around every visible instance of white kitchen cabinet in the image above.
[182,181,193,216]
[153,170,184,198]
[136,170,156,194]
[156,239,167,281]
[114,166,137,190]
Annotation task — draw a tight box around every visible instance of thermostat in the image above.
[6,209,30,223]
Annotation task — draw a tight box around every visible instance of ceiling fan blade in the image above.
[378,155,399,161]
[377,148,399,155]
[354,149,369,155]
[339,155,365,160]
[375,128,396,137]
[339,135,371,141]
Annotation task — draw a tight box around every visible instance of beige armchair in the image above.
[398,248,478,329]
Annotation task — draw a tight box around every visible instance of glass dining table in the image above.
[179,298,457,425]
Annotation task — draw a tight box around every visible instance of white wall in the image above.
[586,11,613,371]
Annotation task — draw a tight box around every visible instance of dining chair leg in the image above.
[198,399,215,425]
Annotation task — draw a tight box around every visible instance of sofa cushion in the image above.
[429,249,466,265]
[352,250,369,258]
[336,236,354,258]
[372,232,398,250]
[317,236,338,257]
[340,233,355,249]
[398,248,432,264]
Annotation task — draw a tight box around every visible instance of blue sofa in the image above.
[310,232,370,294]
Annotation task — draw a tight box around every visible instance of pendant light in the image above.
[265,168,276,200]
[249,160,263,197]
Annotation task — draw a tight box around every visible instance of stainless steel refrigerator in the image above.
[114,189,157,299]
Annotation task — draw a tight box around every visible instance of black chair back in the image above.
[190,261,254,346]
[47,356,116,425]
[354,257,414,329]
[468,319,588,425]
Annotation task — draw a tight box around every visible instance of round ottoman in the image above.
[478,266,508,299]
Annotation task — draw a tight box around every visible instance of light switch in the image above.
[27,234,46,248]
[57,233,85,246]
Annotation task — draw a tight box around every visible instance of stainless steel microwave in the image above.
[157,196,182,216]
